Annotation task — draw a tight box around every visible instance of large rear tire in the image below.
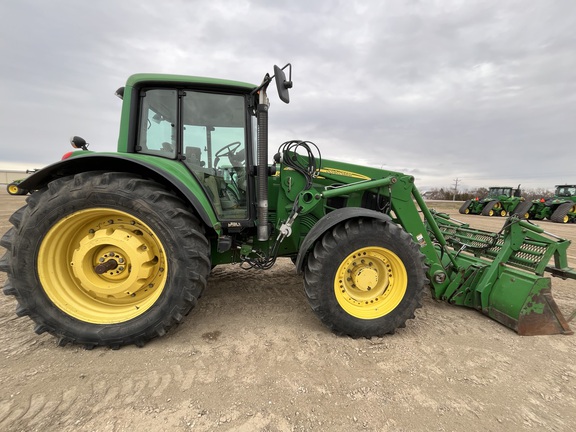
[0,172,211,348]
[303,218,427,337]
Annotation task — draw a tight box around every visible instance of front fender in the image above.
[18,153,217,229]
[295,207,392,274]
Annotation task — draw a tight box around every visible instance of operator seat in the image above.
[184,146,224,213]
[185,146,205,167]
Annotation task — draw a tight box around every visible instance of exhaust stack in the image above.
[255,64,292,242]
[256,100,270,241]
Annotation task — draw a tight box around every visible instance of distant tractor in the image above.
[459,185,528,217]
[525,185,576,224]
[6,169,39,195]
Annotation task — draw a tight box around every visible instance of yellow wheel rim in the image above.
[334,246,407,319]
[500,210,507,217]
[464,208,470,214]
[8,184,19,195]
[38,208,168,324]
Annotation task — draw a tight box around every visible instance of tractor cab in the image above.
[555,185,576,198]
[486,186,513,200]
[136,87,251,219]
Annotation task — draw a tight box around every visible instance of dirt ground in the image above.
[1,191,575,432]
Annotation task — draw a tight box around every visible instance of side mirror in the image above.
[70,136,89,150]
[274,64,292,104]
[115,87,125,100]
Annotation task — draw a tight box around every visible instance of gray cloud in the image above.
[1,0,574,190]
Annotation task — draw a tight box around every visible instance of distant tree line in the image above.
[423,187,554,201]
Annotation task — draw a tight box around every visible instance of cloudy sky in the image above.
[1,0,574,191]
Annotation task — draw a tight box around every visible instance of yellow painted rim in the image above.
[464,208,470,214]
[334,246,407,319]
[38,208,167,324]
[500,210,507,217]
[7,184,19,195]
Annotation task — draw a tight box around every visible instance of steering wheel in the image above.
[214,141,242,167]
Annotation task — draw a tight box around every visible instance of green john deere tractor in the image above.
[459,185,528,217]
[6,169,38,195]
[1,65,575,349]
[525,185,576,224]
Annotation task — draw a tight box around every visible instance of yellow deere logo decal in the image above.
[319,168,371,180]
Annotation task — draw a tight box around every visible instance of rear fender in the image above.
[17,154,217,229]
[295,208,392,274]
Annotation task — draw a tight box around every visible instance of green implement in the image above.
[428,212,575,335]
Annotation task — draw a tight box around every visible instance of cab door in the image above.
[181,91,250,220]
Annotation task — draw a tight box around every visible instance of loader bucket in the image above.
[488,269,573,335]
[517,288,573,335]
[428,212,576,335]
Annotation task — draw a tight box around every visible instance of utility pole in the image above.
[452,178,460,201]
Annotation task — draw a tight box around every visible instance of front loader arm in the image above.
[276,153,574,336]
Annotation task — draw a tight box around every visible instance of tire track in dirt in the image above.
[3,264,573,430]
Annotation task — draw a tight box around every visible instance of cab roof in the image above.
[125,73,256,92]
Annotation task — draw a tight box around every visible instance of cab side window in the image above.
[137,89,177,159]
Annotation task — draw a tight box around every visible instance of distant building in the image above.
[421,190,434,199]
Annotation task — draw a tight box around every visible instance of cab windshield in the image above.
[555,186,576,197]
[487,188,511,198]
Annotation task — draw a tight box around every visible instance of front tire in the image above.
[0,172,211,348]
[459,200,472,214]
[482,200,499,216]
[303,218,427,337]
